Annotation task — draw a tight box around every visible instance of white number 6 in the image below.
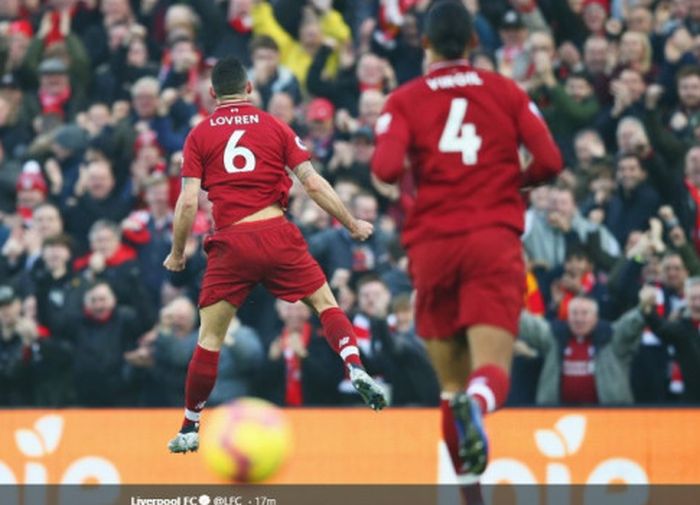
[223,130,256,173]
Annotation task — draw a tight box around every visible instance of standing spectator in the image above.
[62,159,133,253]
[63,282,140,406]
[517,290,651,405]
[74,220,154,330]
[384,294,440,406]
[209,316,264,406]
[250,0,351,88]
[247,35,301,109]
[257,300,343,406]
[309,191,389,279]
[0,285,32,405]
[121,175,173,306]
[601,153,661,247]
[643,276,700,402]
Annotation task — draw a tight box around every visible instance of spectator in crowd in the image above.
[0,284,32,405]
[383,294,440,406]
[74,220,154,329]
[248,35,301,109]
[250,0,351,88]
[523,186,620,272]
[121,174,173,306]
[62,158,133,253]
[517,288,651,405]
[643,276,700,402]
[309,191,389,279]
[209,316,264,406]
[257,300,343,406]
[63,281,140,406]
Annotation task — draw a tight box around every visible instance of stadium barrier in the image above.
[0,408,698,485]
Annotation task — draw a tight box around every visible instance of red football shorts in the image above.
[198,217,326,308]
[407,226,525,338]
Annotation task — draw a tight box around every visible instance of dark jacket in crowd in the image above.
[63,306,141,406]
[0,332,31,406]
[645,310,700,403]
[604,182,661,248]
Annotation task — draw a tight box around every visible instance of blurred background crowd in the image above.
[1,0,700,409]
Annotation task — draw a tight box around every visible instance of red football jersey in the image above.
[181,100,311,229]
[371,60,562,247]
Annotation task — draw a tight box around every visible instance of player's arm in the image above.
[370,96,410,184]
[164,177,201,272]
[292,161,373,241]
[513,84,563,187]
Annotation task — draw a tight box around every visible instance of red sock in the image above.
[181,345,220,432]
[466,364,510,415]
[319,307,363,368]
[441,395,462,473]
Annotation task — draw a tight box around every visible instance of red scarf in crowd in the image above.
[684,179,700,254]
[73,244,137,271]
[283,323,312,406]
[39,85,71,117]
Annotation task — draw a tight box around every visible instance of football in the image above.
[200,397,292,482]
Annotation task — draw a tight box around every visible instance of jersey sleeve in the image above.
[371,93,411,184]
[281,123,312,169]
[181,130,204,179]
[510,81,563,186]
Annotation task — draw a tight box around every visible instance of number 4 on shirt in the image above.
[438,98,482,165]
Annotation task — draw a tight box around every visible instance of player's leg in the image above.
[302,283,387,410]
[449,228,524,475]
[423,336,479,481]
[169,300,236,453]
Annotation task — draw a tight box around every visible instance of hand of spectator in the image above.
[669,226,688,247]
[626,232,652,260]
[513,339,538,358]
[288,331,308,358]
[670,111,688,131]
[645,84,664,110]
[158,89,178,116]
[629,129,651,157]
[335,109,358,134]
[611,80,632,117]
[328,141,354,170]
[330,268,351,289]
[23,228,41,255]
[123,346,154,368]
[268,338,283,360]
[59,8,71,36]
[15,317,38,346]
[547,211,572,232]
[665,27,693,63]
[121,215,143,232]
[89,252,106,274]
[383,59,398,90]
[464,0,479,14]
[649,218,666,254]
[184,236,199,259]
[659,205,677,224]
[349,219,374,242]
[44,158,63,195]
[163,252,186,272]
[311,0,332,13]
[1,234,25,262]
[638,285,658,314]
[588,208,605,225]
[37,12,53,39]
[605,18,623,39]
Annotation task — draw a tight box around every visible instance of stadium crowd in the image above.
[1,0,700,408]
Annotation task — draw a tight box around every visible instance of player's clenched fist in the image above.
[350,219,374,241]
[163,252,186,272]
